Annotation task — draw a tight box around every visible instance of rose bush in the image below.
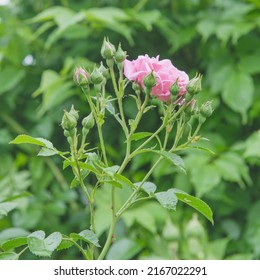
[124,55,189,101]
[4,38,214,261]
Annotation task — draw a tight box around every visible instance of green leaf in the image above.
[0,67,25,95]
[209,63,233,94]
[105,100,116,115]
[3,192,32,202]
[10,135,58,157]
[105,101,123,126]
[10,135,47,146]
[122,203,160,234]
[214,152,251,188]
[239,51,260,74]
[222,70,254,119]
[141,149,186,173]
[37,147,58,156]
[27,231,62,257]
[129,10,161,31]
[105,180,122,189]
[27,231,48,257]
[173,189,214,224]
[187,145,215,155]
[65,160,99,175]
[186,159,221,197]
[106,238,142,260]
[32,70,60,97]
[70,230,100,247]
[0,202,18,217]
[0,228,30,244]
[85,7,133,44]
[79,230,100,247]
[114,174,136,190]
[130,132,153,141]
[102,165,120,177]
[44,12,86,49]
[244,131,260,159]
[0,252,19,260]
[196,19,216,42]
[70,177,80,188]
[206,238,230,260]
[155,189,178,210]
[1,237,27,251]
[10,135,55,149]
[28,6,76,27]
[135,181,157,195]
[56,238,74,251]
[44,232,63,252]
[38,80,74,117]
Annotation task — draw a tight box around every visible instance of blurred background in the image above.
[0,0,259,260]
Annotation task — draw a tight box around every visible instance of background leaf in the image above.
[222,70,254,119]
[0,252,19,260]
[106,238,142,260]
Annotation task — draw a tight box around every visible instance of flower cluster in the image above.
[74,38,204,107]
[124,55,189,101]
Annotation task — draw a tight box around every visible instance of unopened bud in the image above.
[170,79,180,95]
[82,113,95,130]
[69,105,79,121]
[98,62,110,79]
[63,130,70,138]
[101,37,116,59]
[200,101,213,118]
[74,67,90,87]
[143,71,157,90]
[114,43,127,63]
[186,73,202,95]
[90,67,104,84]
[61,110,77,131]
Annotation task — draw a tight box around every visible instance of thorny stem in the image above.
[68,124,95,259]
[172,122,202,152]
[117,92,151,174]
[116,124,171,217]
[85,92,108,166]
[63,237,89,260]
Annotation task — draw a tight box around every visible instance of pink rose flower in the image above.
[124,55,189,101]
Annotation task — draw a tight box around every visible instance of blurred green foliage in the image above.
[0,0,259,259]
